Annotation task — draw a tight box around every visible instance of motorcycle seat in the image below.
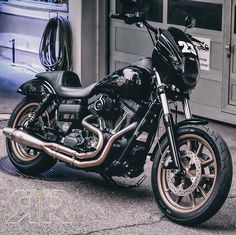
[36,71,96,98]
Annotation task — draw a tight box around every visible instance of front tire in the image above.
[151,125,232,225]
[6,98,57,175]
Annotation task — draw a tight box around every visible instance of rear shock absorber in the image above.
[27,94,52,127]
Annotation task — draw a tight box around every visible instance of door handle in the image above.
[225,44,232,58]
[225,44,231,50]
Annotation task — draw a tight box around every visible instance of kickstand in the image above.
[100,174,147,189]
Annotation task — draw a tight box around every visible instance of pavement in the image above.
[0,116,235,235]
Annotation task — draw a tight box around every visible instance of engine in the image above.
[88,94,120,121]
[88,93,141,131]
[88,93,148,177]
[59,94,140,152]
[59,95,140,153]
[62,129,99,152]
[57,94,147,177]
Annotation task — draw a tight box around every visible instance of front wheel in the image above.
[151,125,232,225]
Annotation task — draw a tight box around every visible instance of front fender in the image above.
[150,118,208,161]
[17,79,55,98]
[174,118,208,129]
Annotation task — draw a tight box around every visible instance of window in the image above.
[1,0,68,11]
[116,0,163,23]
[16,0,66,3]
[1,0,68,4]
[168,0,223,31]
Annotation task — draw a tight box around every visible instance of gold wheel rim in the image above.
[157,134,217,213]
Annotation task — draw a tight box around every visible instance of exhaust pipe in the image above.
[4,115,103,160]
[3,117,137,168]
[3,127,45,150]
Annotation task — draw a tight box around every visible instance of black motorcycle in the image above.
[3,1,232,225]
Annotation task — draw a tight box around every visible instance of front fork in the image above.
[182,97,192,120]
[154,69,192,173]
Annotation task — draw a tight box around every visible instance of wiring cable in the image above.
[39,16,72,71]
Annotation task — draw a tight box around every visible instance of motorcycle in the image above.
[3,0,232,225]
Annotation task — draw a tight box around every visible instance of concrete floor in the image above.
[0,116,235,234]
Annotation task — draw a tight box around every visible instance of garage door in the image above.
[110,0,236,124]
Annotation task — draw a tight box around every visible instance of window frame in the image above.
[115,0,164,23]
[1,0,68,12]
[167,0,223,32]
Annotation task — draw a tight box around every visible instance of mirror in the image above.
[120,0,140,14]
[136,22,144,28]
[184,16,196,29]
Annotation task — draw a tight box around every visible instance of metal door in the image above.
[109,0,165,72]
[224,0,236,116]
[110,0,235,124]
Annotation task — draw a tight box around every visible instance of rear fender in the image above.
[17,79,56,98]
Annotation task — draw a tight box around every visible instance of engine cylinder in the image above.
[88,94,120,120]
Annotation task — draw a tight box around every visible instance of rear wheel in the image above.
[151,125,232,225]
[6,98,57,175]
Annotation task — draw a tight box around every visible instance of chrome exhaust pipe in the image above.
[43,115,104,160]
[3,115,103,160]
[3,127,45,150]
[3,117,137,168]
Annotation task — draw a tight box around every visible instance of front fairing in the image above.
[152,27,200,91]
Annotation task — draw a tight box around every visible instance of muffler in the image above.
[3,127,45,150]
[3,117,137,168]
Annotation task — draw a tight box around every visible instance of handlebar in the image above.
[110,13,124,20]
[110,12,158,34]
[111,12,202,49]
[111,12,145,24]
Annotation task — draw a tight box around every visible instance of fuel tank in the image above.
[95,58,154,102]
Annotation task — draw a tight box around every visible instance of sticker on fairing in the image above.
[178,41,197,56]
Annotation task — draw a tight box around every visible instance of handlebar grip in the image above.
[110,13,124,20]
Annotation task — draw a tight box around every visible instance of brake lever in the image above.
[186,34,209,51]
[186,34,203,45]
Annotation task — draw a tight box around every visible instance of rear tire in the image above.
[6,98,57,176]
[151,125,232,225]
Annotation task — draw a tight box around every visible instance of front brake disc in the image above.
[166,150,202,197]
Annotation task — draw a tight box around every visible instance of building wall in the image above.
[0,0,68,68]
[68,0,81,78]
[80,0,108,85]
[0,0,108,84]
